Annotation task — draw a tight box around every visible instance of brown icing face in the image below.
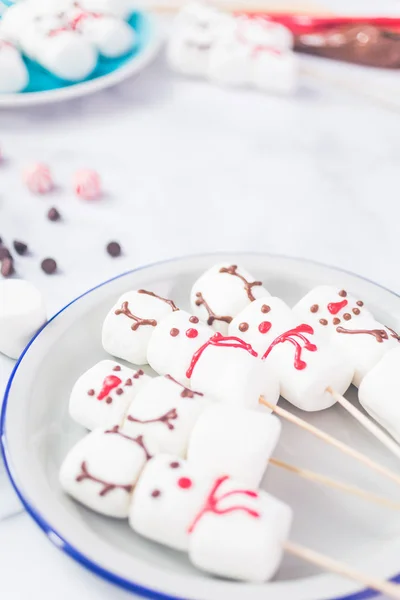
[295,25,400,69]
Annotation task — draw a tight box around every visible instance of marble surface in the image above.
[1,44,400,598]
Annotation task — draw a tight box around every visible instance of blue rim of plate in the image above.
[1,252,400,600]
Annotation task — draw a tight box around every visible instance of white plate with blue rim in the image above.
[0,8,161,107]
[2,252,400,600]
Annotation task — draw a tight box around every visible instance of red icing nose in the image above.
[327,300,348,315]
[258,321,272,334]
[178,477,192,489]
[97,375,122,400]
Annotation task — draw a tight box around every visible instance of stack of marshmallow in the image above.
[0,0,135,90]
[168,1,298,95]
[60,261,400,583]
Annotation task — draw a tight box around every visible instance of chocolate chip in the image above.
[106,242,121,258]
[47,207,61,222]
[1,258,14,277]
[13,240,28,256]
[0,247,11,260]
[41,258,57,275]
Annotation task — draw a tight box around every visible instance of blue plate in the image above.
[0,10,161,106]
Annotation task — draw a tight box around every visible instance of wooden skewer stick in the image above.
[283,541,400,600]
[326,387,400,461]
[260,397,400,487]
[269,457,400,511]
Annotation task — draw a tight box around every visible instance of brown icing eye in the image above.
[333,318,340,325]
[319,319,328,326]
[116,389,124,395]
[88,389,95,396]
[343,313,351,321]
[310,304,319,313]
[339,290,347,297]
[261,304,271,314]
[353,308,360,315]
[189,316,199,323]
[357,300,364,307]
[239,322,249,332]
[151,489,161,498]
[105,397,112,404]
[125,379,132,386]
[170,461,180,469]
[113,365,121,371]
[170,328,179,337]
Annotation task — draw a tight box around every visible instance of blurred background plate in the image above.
[0,11,162,107]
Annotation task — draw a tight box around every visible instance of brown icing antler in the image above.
[127,408,178,431]
[105,426,152,460]
[219,265,262,301]
[115,301,157,331]
[195,292,232,327]
[386,326,400,342]
[165,374,204,398]
[138,289,179,312]
[76,461,133,496]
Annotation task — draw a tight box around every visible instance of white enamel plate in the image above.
[2,253,400,600]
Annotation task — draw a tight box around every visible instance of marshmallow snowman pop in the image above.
[229,289,400,461]
[292,286,400,459]
[129,455,400,598]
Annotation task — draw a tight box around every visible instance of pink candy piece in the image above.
[23,163,53,195]
[74,169,102,200]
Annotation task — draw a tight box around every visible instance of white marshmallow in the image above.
[187,404,281,487]
[29,30,97,81]
[263,324,354,411]
[207,35,252,86]
[191,263,270,334]
[69,359,151,431]
[0,38,28,93]
[60,427,157,518]
[79,0,133,20]
[123,375,213,457]
[359,347,400,443]
[188,332,280,409]
[235,15,293,51]
[129,454,212,551]
[102,289,179,366]
[67,9,135,58]
[147,310,212,386]
[229,296,294,355]
[332,316,399,387]
[292,285,373,341]
[189,475,293,582]
[0,2,36,44]
[252,50,298,95]
[168,2,234,77]
[0,280,46,359]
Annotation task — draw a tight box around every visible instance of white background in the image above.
[2,9,400,598]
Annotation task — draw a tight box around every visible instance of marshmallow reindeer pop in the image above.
[129,455,400,598]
